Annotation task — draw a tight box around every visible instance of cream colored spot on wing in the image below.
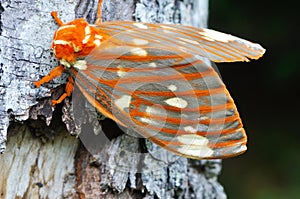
[235,145,247,153]
[164,97,188,108]
[145,106,162,115]
[199,115,209,120]
[115,95,131,110]
[149,62,157,67]
[177,134,213,157]
[177,134,208,145]
[60,59,71,68]
[199,29,238,42]
[95,34,103,40]
[133,23,148,29]
[130,47,148,56]
[183,126,197,133]
[94,39,101,46]
[117,65,126,77]
[167,85,177,91]
[178,145,214,158]
[74,60,87,70]
[140,117,156,125]
[133,38,149,45]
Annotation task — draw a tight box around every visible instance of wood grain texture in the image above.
[0,0,227,198]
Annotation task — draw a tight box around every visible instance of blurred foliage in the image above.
[208,0,300,198]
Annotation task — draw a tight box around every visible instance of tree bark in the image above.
[0,0,227,198]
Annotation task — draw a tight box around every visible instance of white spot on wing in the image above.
[178,145,214,158]
[140,117,156,125]
[95,34,103,40]
[199,116,209,120]
[199,29,238,42]
[117,65,126,77]
[60,59,70,68]
[133,38,149,45]
[177,134,213,157]
[133,23,148,29]
[149,62,157,67]
[164,97,188,108]
[183,126,197,133]
[236,145,247,153]
[177,134,208,145]
[167,85,177,91]
[74,60,87,70]
[130,47,148,56]
[115,95,131,110]
[145,106,161,115]
[94,39,101,46]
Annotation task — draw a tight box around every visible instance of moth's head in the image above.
[51,13,102,68]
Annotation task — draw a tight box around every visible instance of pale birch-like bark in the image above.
[0,0,226,198]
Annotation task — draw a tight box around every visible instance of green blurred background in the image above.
[209,0,300,198]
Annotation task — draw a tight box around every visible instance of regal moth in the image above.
[34,0,265,159]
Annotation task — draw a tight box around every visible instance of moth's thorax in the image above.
[52,19,104,69]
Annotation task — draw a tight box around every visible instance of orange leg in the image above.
[34,65,65,88]
[95,0,103,25]
[51,11,65,26]
[51,75,74,105]
[34,12,72,105]
[34,65,74,105]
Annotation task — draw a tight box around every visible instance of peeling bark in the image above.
[0,0,227,198]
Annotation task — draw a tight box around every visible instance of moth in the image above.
[34,0,265,159]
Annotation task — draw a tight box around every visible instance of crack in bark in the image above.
[0,3,4,35]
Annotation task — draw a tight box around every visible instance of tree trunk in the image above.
[0,0,227,198]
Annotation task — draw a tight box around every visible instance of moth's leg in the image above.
[95,0,103,25]
[51,11,65,26]
[52,75,74,105]
[34,65,65,88]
